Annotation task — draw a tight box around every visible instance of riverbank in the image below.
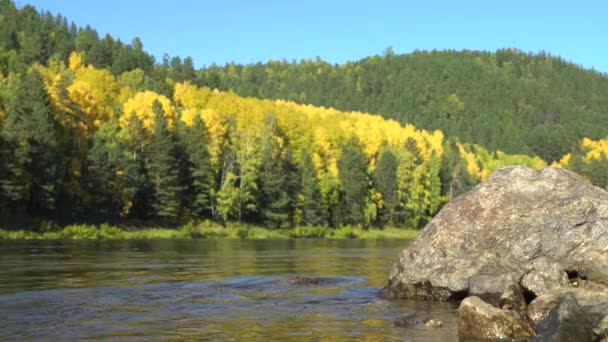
[0,222,420,240]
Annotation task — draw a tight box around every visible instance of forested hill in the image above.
[200,49,608,162]
[1,0,607,230]
[3,1,608,162]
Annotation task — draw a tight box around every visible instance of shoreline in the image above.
[0,223,420,240]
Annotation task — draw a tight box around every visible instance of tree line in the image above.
[1,0,607,230]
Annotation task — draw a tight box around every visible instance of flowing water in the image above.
[0,239,459,341]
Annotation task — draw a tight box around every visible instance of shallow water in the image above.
[0,239,458,341]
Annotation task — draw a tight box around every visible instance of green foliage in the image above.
[287,226,330,238]
[146,101,182,220]
[1,68,63,216]
[178,115,214,217]
[258,127,290,228]
[216,172,239,223]
[200,49,608,163]
[0,223,420,240]
[338,138,369,225]
[300,149,325,226]
[2,0,604,234]
[373,148,398,224]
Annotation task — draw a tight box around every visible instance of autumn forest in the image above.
[1,0,607,232]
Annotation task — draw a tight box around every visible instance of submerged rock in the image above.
[458,296,533,340]
[383,166,608,300]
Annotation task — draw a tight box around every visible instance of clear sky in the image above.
[21,0,608,72]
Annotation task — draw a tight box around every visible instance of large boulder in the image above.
[383,166,608,300]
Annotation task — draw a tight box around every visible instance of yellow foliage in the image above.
[68,51,83,71]
[552,153,571,168]
[121,91,176,131]
[174,82,211,109]
[458,144,485,181]
[581,137,608,161]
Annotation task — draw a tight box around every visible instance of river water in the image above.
[0,239,458,341]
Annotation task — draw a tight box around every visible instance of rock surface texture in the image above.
[383,166,608,341]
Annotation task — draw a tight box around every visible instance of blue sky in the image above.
[23,0,608,72]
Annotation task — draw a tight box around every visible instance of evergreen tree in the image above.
[300,149,325,226]
[179,115,214,218]
[338,138,369,225]
[373,148,398,225]
[1,69,63,216]
[258,133,290,228]
[145,100,181,221]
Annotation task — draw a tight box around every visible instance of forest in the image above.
[0,0,607,232]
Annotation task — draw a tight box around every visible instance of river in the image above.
[0,239,458,341]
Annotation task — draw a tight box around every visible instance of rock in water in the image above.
[458,296,534,339]
[383,166,608,300]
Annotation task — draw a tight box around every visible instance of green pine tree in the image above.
[373,148,398,225]
[179,115,214,218]
[258,134,290,229]
[338,138,369,225]
[300,149,325,226]
[145,100,182,221]
[1,68,63,216]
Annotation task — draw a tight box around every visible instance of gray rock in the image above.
[595,315,608,341]
[521,260,570,296]
[458,296,534,340]
[527,288,608,340]
[532,293,594,342]
[499,281,527,313]
[467,274,527,313]
[384,166,608,301]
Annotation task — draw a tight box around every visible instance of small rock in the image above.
[458,296,533,340]
[393,313,427,328]
[469,274,516,306]
[594,315,608,341]
[532,293,593,342]
[499,282,527,313]
[282,276,325,286]
[424,319,442,328]
[521,261,570,297]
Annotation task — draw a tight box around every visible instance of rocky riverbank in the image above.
[382,166,608,341]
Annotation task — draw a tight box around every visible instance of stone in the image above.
[424,319,442,328]
[384,166,608,301]
[458,296,534,340]
[527,288,608,341]
[532,293,594,342]
[521,260,570,296]
[594,315,608,341]
[499,281,527,313]
[527,288,608,325]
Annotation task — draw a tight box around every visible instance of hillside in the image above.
[200,49,608,162]
[0,0,607,230]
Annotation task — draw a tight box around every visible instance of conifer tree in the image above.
[1,69,63,216]
[145,100,181,221]
[300,149,325,226]
[258,133,290,228]
[373,148,398,225]
[179,115,214,218]
[338,138,369,225]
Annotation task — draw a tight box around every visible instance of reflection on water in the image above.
[0,239,459,341]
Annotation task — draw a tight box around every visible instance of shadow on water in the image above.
[0,239,459,341]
